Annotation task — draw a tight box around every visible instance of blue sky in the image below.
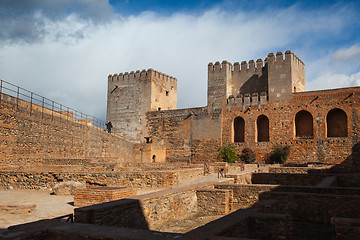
[0,0,359,120]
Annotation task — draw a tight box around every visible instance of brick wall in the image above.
[196,189,233,215]
[332,217,360,240]
[251,172,327,186]
[75,183,208,229]
[0,168,203,190]
[222,87,360,164]
[74,187,137,207]
[0,95,134,164]
[215,184,275,207]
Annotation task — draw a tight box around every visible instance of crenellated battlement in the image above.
[227,92,268,108]
[265,50,304,67]
[108,69,177,83]
[207,50,306,110]
[208,50,304,74]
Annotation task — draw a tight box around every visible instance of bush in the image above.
[217,144,238,163]
[239,147,256,163]
[269,145,290,164]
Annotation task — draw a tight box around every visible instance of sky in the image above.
[0,0,360,121]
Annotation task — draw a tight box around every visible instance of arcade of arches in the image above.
[233,108,348,143]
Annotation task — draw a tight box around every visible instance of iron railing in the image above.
[0,79,106,129]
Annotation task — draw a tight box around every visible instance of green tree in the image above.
[269,145,290,164]
[239,147,256,163]
[217,144,238,163]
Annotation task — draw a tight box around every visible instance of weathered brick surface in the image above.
[147,86,360,164]
[75,183,205,229]
[222,87,360,164]
[251,172,326,186]
[332,217,360,240]
[215,184,275,207]
[0,96,134,164]
[0,168,203,190]
[259,191,360,223]
[196,189,233,215]
[74,187,137,207]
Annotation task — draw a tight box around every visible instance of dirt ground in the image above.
[0,173,238,232]
[0,190,74,229]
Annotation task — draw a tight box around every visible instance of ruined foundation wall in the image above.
[0,94,134,164]
[0,168,203,190]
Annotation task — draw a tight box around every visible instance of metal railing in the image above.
[0,79,106,129]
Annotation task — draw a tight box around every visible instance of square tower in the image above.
[106,69,177,140]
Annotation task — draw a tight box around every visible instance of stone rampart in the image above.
[0,168,203,190]
[0,95,134,164]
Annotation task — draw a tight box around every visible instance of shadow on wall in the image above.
[74,198,149,230]
[185,143,360,240]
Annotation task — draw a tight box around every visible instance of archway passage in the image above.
[327,108,348,137]
[234,117,245,142]
[295,110,313,138]
[257,115,269,142]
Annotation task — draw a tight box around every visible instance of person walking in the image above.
[106,121,113,134]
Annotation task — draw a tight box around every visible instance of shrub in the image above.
[239,147,256,163]
[269,145,290,164]
[217,144,238,163]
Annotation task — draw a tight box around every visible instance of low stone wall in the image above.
[269,166,316,174]
[74,187,137,207]
[218,213,292,240]
[332,217,360,240]
[251,172,326,186]
[0,95,134,164]
[215,184,276,207]
[259,191,360,224]
[215,183,360,209]
[196,189,233,215]
[337,174,360,187]
[75,182,219,229]
[0,168,204,190]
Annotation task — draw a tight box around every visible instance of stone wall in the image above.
[74,187,137,207]
[196,189,233,215]
[259,191,360,224]
[251,173,326,186]
[0,168,204,190]
[107,69,177,140]
[0,94,134,164]
[75,183,207,229]
[215,184,275,207]
[222,87,360,164]
[332,217,360,240]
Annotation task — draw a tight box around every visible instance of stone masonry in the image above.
[108,50,360,164]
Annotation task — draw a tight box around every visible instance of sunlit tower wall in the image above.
[107,69,177,141]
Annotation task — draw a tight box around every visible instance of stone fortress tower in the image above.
[207,50,305,111]
[107,50,359,164]
[107,69,177,141]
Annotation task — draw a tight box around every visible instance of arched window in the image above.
[234,117,245,142]
[295,110,313,138]
[257,115,269,142]
[327,108,347,137]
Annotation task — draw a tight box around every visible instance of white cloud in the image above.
[332,44,360,62]
[0,4,358,120]
[308,71,360,91]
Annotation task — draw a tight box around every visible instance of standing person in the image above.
[106,121,113,134]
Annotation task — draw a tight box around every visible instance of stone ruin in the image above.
[1,51,360,239]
